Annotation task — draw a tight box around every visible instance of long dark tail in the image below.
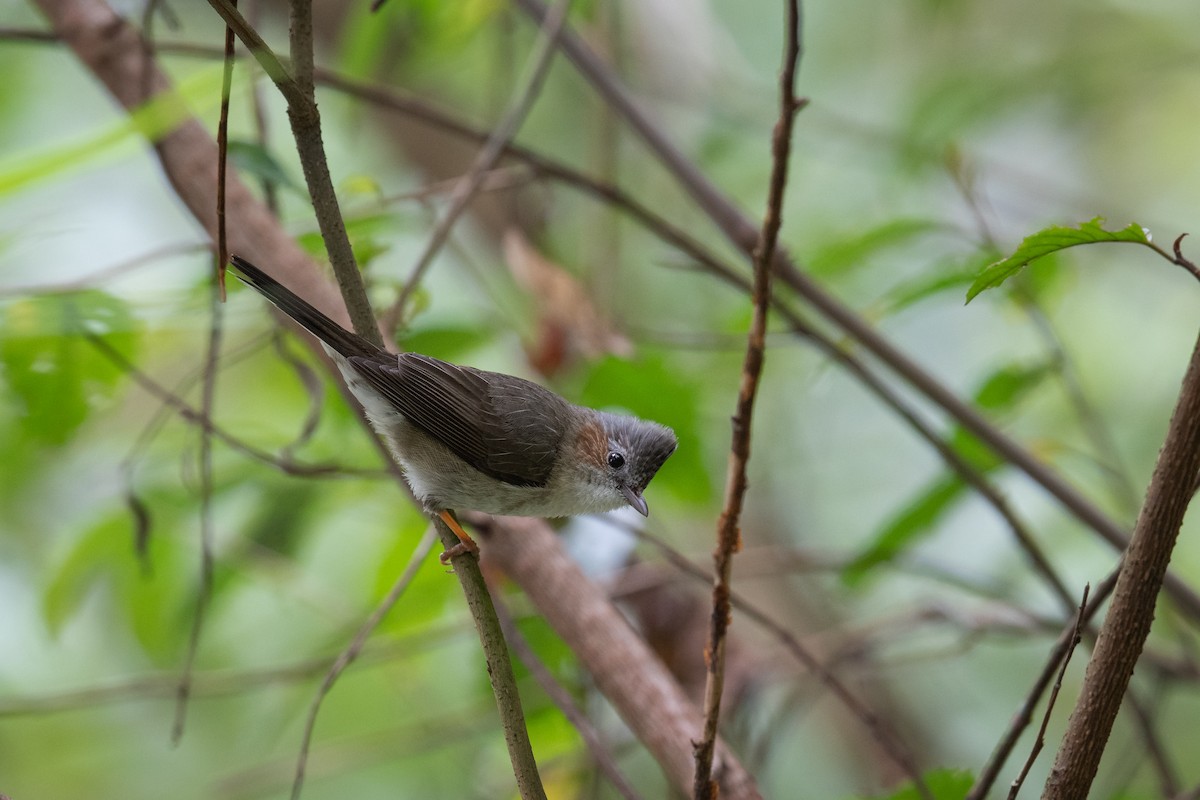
[229,255,379,359]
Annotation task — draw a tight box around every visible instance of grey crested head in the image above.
[596,412,678,516]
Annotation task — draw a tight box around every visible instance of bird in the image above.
[228,255,678,561]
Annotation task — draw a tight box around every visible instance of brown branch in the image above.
[693,2,802,797]
[474,515,762,799]
[1008,584,1089,799]
[1042,325,1200,797]
[436,519,548,800]
[171,2,239,743]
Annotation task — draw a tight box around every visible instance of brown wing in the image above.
[348,353,571,487]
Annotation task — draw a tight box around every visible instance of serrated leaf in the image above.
[1,291,140,445]
[966,218,1150,302]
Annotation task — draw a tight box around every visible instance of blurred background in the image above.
[2,0,1200,797]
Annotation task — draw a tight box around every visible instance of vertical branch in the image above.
[693,3,802,797]
[170,8,238,741]
[1043,325,1200,798]
[439,523,547,800]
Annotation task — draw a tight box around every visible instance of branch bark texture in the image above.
[1042,326,1200,798]
[694,2,801,796]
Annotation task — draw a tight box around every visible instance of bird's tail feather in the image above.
[229,255,379,358]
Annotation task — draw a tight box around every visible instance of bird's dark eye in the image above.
[607,451,626,470]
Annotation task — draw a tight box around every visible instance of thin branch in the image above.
[1043,325,1200,797]
[171,1,239,743]
[84,331,379,479]
[291,528,438,800]
[492,594,644,800]
[1008,584,1089,799]
[380,0,573,333]
[439,521,547,800]
[694,2,802,796]
[967,569,1117,800]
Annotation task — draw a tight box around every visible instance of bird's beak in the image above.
[621,485,649,517]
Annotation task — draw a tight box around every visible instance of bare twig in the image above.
[1008,584,1089,799]
[171,1,239,743]
[1043,326,1200,797]
[380,0,573,334]
[492,594,643,800]
[291,528,438,800]
[630,527,929,788]
[694,2,803,797]
[967,570,1117,800]
[84,331,378,479]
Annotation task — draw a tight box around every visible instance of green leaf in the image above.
[844,363,1047,583]
[876,253,995,317]
[974,362,1052,411]
[844,476,964,582]
[809,218,944,277]
[42,513,127,637]
[0,291,140,445]
[966,218,1150,302]
[859,768,974,800]
[227,140,302,194]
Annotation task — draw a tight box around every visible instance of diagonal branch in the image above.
[1042,325,1200,798]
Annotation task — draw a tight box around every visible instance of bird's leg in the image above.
[437,510,480,564]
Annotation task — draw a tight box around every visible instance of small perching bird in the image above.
[229,256,677,560]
